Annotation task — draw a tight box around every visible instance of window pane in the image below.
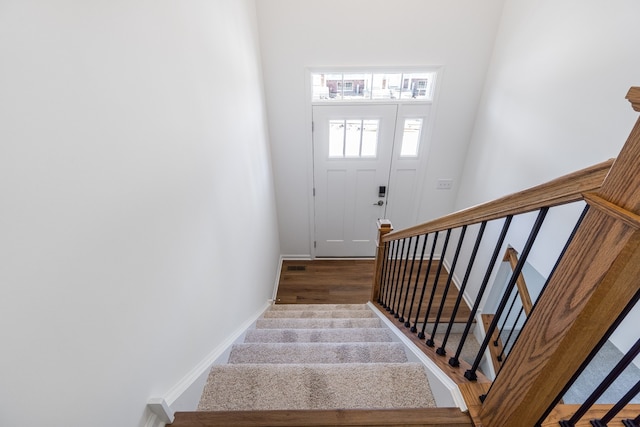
[400,118,423,157]
[311,73,330,100]
[324,73,343,100]
[329,120,345,157]
[386,74,402,100]
[371,73,402,99]
[361,120,379,157]
[342,73,371,100]
[312,70,436,103]
[400,73,434,100]
[345,120,362,157]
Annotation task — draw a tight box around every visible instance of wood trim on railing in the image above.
[583,192,640,230]
[371,219,393,303]
[627,86,640,112]
[478,87,640,427]
[382,159,613,242]
[503,247,533,316]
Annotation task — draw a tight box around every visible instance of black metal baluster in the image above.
[497,306,524,364]
[419,229,452,339]
[390,238,407,315]
[405,234,429,328]
[384,240,399,311]
[439,222,487,357]
[561,338,640,427]
[399,236,421,323]
[394,236,414,319]
[378,241,390,306]
[591,379,640,427]
[465,208,548,381]
[380,240,393,309]
[412,232,439,333]
[451,216,512,368]
[428,225,468,350]
[622,414,640,427]
[495,288,520,347]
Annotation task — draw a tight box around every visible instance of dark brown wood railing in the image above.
[372,87,640,427]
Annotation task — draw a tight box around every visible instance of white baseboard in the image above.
[146,300,272,421]
[272,256,285,300]
[142,410,165,427]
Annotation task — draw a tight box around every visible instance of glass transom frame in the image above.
[311,70,436,102]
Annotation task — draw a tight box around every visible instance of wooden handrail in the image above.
[382,159,613,242]
[503,246,533,316]
[479,87,640,426]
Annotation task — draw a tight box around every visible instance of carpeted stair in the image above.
[197,304,436,411]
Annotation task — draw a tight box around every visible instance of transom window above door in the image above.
[311,70,436,102]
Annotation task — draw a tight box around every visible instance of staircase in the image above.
[197,304,437,411]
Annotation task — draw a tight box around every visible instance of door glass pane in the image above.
[400,118,423,157]
[400,73,433,100]
[345,120,362,157]
[329,120,345,157]
[361,120,379,157]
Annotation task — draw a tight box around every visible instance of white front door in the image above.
[312,104,398,257]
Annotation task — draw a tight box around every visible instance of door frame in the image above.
[304,66,442,258]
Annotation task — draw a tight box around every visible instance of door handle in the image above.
[373,200,385,206]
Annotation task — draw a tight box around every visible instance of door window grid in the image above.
[312,71,436,102]
[329,119,379,158]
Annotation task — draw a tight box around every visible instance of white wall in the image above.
[0,1,280,427]
[255,0,506,256]
[457,0,640,210]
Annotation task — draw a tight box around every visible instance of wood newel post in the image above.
[371,219,393,303]
[478,87,640,427]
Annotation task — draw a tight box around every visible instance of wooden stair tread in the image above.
[169,408,473,426]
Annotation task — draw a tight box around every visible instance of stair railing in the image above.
[371,87,640,426]
[372,159,611,383]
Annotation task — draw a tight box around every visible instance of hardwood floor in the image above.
[275,259,375,304]
[275,258,472,325]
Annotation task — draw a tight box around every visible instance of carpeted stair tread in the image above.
[435,333,482,366]
[263,309,375,319]
[255,317,381,329]
[197,363,435,411]
[243,328,393,343]
[270,304,368,311]
[228,342,408,364]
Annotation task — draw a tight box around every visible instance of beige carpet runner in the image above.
[197,304,436,411]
